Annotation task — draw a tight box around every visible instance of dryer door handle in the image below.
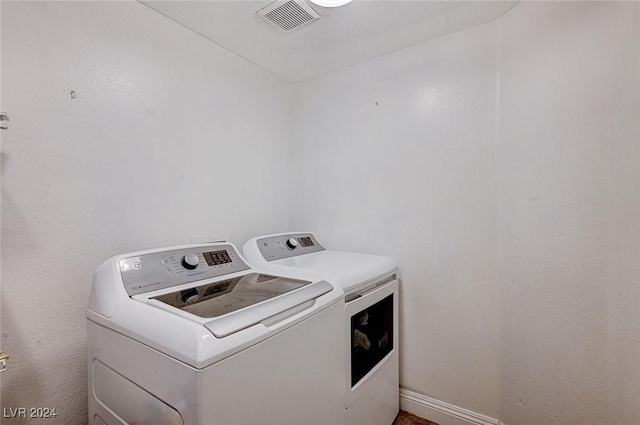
[345,275,396,303]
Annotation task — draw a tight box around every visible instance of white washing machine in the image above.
[243,232,399,425]
[86,242,345,425]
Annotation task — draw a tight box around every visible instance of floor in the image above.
[393,411,440,425]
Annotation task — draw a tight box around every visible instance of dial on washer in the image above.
[286,238,299,249]
[181,254,199,270]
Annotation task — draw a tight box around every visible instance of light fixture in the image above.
[308,0,352,7]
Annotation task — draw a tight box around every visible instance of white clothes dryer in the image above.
[86,242,345,425]
[243,232,399,425]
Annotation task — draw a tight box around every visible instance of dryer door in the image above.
[345,276,398,408]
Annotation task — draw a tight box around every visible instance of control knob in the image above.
[286,238,299,249]
[181,288,200,304]
[181,254,199,270]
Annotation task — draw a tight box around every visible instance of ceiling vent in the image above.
[257,0,321,33]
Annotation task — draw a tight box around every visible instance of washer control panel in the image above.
[257,233,325,262]
[119,244,250,296]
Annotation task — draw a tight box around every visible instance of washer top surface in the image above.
[243,232,397,293]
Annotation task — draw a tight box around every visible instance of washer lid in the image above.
[153,273,311,318]
[204,280,333,338]
[151,273,334,338]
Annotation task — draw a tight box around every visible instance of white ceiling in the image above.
[141,0,518,82]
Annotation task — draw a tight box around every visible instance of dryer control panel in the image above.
[257,233,325,262]
[119,244,250,296]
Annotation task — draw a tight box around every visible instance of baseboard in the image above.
[399,388,504,425]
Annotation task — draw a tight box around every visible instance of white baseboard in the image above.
[399,388,504,425]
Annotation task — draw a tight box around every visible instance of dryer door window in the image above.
[350,294,394,387]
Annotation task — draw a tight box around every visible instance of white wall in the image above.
[497,3,638,424]
[1,2,293,424]
[606,6,640,425]
[291,21,502,418]
[292,2,640,424]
